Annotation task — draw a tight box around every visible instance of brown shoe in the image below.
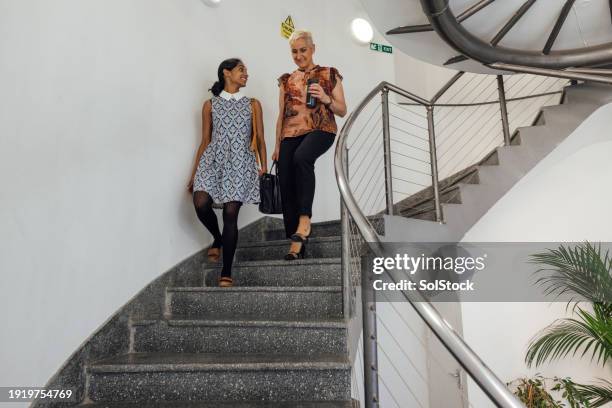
[218,277,233,287]
[207,247,222,263]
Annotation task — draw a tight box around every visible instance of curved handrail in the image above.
[402,90,563,107]
[335,81,525,407]
[420,0,612,69]
[491,63,612,85]
[335,81,428,246]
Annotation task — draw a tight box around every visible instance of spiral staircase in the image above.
[35,1,612,407]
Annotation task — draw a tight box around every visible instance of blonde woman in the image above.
[272,30,347,260]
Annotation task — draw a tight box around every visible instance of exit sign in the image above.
[370,42,393,54]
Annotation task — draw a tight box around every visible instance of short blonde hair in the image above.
[289,30,314,46]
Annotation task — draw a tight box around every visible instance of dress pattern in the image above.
[193,96,260,204]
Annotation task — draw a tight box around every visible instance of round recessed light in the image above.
[200,0,221,7]
[351,18,374,44]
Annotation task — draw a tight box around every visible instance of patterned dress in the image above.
[193,96,260,204]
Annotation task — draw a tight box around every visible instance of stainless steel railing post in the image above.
[362,254,380,408]
[381,88,394,215]
[341,146,352,320]
[497,75,511,146]
[426,105,443,223]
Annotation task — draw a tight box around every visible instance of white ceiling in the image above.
[360,0,612,73]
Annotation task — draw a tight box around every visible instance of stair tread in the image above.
[264,216,380,232]
[206,258,342,269]
[134,315,346,328]
[82,401,354,407]
[168,286,342,293]
[238,236,340,249]
[90,353,350,372]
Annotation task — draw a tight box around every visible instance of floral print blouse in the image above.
[278,65,343,139]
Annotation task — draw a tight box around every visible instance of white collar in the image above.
[220,90,244,100]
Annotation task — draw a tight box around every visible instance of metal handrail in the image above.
[419,0,612,69]
[490,63,612,85]
[400,90,563,107]
[334,80,525,408]
[338,69,606,406]
[336,82,428,244]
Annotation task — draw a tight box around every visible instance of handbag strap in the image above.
[270,160,279,175]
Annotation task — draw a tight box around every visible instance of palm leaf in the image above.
[527,242,612,368]
[525,308,612,367]
[565,378,612,407]
[529,242,612,305]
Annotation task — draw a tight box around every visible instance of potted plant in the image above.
[514,242,612,407]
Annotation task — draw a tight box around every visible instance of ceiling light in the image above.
[200,0,221,7]
[351,18,374,44]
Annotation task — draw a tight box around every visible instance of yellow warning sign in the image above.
[281,15,295,39]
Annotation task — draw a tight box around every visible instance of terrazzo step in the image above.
[132,315,347,355]
[235,237,341,262]
[264,217,384,241]
[203,258,342,287]
[87,353,351,403]
[167,286,343,319]
[264,220,342,241]
[82,401,357,407]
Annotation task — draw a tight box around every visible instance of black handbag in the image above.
[259,161,283,214]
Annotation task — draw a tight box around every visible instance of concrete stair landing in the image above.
[81,219,354,406]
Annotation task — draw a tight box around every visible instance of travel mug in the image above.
[306,78,319,108]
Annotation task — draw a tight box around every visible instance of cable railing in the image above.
[335,71,576,408]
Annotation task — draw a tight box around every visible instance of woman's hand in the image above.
[271,145,280,162]
[308,83,332,105]
[261,161,269,176]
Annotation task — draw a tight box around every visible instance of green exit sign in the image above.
[370,42,393,54]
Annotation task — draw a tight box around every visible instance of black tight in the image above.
[193,192,242,278]
[220,201,241,277]
[193,192,222,245]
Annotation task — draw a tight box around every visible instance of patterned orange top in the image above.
[278,65,343,139]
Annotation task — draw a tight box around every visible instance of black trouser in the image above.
[278,130,336,238]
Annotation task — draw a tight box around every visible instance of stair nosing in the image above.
[205,258,342,269]
[264,217,381,233]
[89,362,351,373]
[81,402,356,407]
[132,317,347,329]
[167,286,343,293]
[80,402,356,407]
[238,236,341,249]
[89,353,351,373]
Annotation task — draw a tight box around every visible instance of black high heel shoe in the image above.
[284,242,306,261]
[290,219,311,243]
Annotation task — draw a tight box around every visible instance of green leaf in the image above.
[527,242,612,367]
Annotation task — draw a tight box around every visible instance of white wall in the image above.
[394,51,456,99]
[0,0,394,396]
[462,103,612,407]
